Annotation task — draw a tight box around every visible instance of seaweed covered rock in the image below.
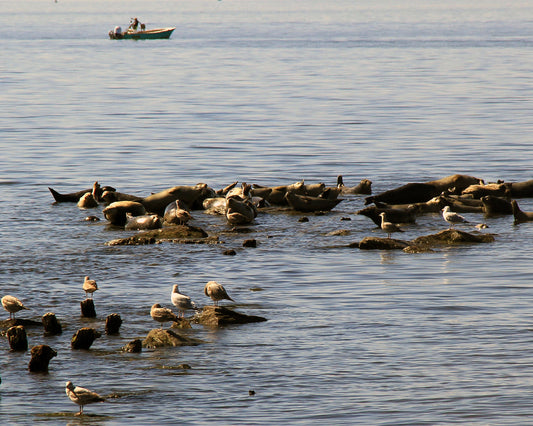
[195,306,267,327]
[412,229,495,246]
[143,328,203,349]
[106,225,217,246]
[358,237,410,250]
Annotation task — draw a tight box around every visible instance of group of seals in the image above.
[359,174,533,229]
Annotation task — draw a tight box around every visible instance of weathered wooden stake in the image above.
[80,298,96,318]
[42,312,62,335]
[71,327,101,350]
[28,345,57,373]
[105,313,122,335]
[7,325,28,351]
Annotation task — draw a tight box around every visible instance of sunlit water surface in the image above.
[1,0,533,424]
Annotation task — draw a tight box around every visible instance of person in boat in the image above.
[129,17,139,31]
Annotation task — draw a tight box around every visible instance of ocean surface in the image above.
[1,0,533,424]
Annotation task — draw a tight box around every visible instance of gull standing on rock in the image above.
[65,381,105,416]
[204,281,234,306]
[442,205,468,228]
[379,212,404,239]
[171,284,197,318]
[1,295,30,320]
[82,276,98,298]
[150,303,179,328]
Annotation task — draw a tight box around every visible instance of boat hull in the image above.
[109,27,175,40]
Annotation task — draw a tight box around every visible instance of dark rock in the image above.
[0,318,42,330]
[243,239,257,247]
[223,249,237,256]
[298,217,309,222]
[106,225,217,246]
[80,299,96,318]
[142,328,203,349]
[42,312,62,336]
[7,325,28,351]
[122,339,142,353]
[105,313,122,335]
[195,306,267,327]
[358,237,410,250]
[71,327,101,350]
[412,229,495,246]
[28,345,57,373]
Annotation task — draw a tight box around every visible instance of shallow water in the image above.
[1,1,533,424]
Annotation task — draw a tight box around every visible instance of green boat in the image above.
[109,27,175,40]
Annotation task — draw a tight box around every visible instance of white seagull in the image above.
[204,281,234,306]
[65,381,105,415]
[150,303,179,328]
[442,206,468,228]
[379,212,404,239]
[1,295,30,320]
[170,284,197,318]
[82,276,98,298]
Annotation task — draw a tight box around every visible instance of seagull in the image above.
[170,284,197,318]
[65,381,105,415]
[1,295,30,320]
[82,276,98,299]
[442,205,468,228]
[204,281,234,306]
[150,303,179,328]
[379,212,404,239]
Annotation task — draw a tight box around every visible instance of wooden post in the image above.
[42,312,62,335]
[7,325,28,351]
[80,299,96,318]
[105,313,122,335]
[71,327,101,350]
[28,345,57,373]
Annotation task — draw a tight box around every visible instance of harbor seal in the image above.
[480,195,512,216]
[365,174,483,206]
[103,201,146,226]
[511,200,533,223]
[141,183,215,215]
[124,213,162,230]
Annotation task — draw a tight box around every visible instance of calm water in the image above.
[1,0,533,424]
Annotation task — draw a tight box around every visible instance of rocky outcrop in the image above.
[358,237,410,250]
[142,328,203,349]
[106,225,217,246]
[412,229,495,246]
[195,306,267,327]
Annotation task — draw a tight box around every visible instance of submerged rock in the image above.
[358,237,410,250]
[195,306,267,327]
[106,224,217,246]
[143,328,203,349]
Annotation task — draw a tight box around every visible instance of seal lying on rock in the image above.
[462,182,509,199]
[365,174,483,206]
[141,183,216,215]
[285,191,343,212]
[103,201,146,226]
[125,213,162,230]
[48,184,116,203]
[336,176,372,194]
[357,205,417,226]
[508,179,533,198]
[480,195,512,216]
[225,196,257,225]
